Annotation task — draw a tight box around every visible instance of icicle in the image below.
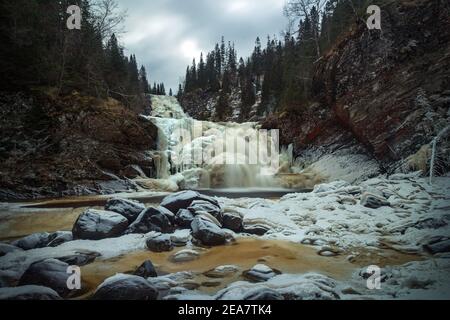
[429,125,450,185]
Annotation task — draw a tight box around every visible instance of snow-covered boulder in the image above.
[105,198,146,222]
[175,209,195,228]
[12,232,52,250]
[188,200,223,223]
[126,207,173,234]
[47,231,73,247]
[191,216,227,246]
[243,264,280,282]
[0,243,22,257]
[360,192,390,209]
[72,209,128,240]
[146,234,174,253]
[92,274,158,300]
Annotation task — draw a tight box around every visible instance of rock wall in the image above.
[0,90,159,200]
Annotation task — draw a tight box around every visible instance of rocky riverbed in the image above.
[0,172,449,300]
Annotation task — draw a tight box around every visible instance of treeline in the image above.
[179,0,379,120]
[0,0,167,112]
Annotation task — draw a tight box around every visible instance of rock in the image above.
[47,231,73,247]
[243,288,284,300]
[57,251,100,266]
[197,212,222,228]
[0,286,62,300]
[204,265,240,279]
[170,231,191,247]
[146,234,174,253]
[158,206,176,224]
[126,207,173,234]
[0,243,22,257]
[12,232,51,250]
[175,209,195,228]
[134,260,158,278]
[18,259,74,298]
[243,224,270,236]
[105,198,145,222]
[169,249,200,263]
[160,190,219,214]
[92,274,158,300]
[72,209,128,240]
[360,192,390,209]
[222,212,243,232]
[188,200,223,223]
[424,239,450,254]
[243,264,280,282]
[191,216,227,246]
[0,270,20,288]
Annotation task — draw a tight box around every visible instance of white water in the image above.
[143,95,293,189]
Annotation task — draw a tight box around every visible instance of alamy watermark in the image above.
[66,5,81,30]
[66,266,81,290]
[366,265,382,290]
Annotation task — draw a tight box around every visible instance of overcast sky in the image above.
[116,0,287,93]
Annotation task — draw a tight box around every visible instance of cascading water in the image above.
[143,95,300,190]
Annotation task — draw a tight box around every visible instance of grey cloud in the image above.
[117,0,286,92]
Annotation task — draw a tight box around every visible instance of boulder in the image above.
[188,200,223,223]
[12,232,51,250]
[243,224,270,236]
[57,251,100,266]
[18,259,74,298]
[0,243,22,257]
[191,216,227,246]
[72,209,128,240]
[243,288,284,300]
[47,231,73,247]
[158,206,176,224]
[360,192,390,209]
[175,209,195,228]
[105,198,145,222]
[424,239,450,254]
[242,264,280,282]
[134,260,158,278]
[160,190,219,214]
[0,286,62,300]
[170,231,191,247]
[126,207,173,234]
[146,234,174,253]
[92,274,158,300]
[204,265,240,279]
[222,212,243,232]
[0,270,20,288]
[169,249,200,263]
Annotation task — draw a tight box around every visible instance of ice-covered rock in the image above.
[360,192,390,209]
[47,231,73,247]
[72,209,128,240]
[424,239,450,254]
[191,216,227,246]
[126,207,173,234]
[0,243,22,257]
[204,265,240,279]
[243,264,280,282]
[57,250,100,266]
[175,209,195,228]
[92,274,158,300]
[0,285,62,300]
[12,232,52,250]
[169,249,200,263]
[105,198,146,222]
[188,200,223,223]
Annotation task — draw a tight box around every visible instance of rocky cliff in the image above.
[264,0,450,175]
[0,90,158,200]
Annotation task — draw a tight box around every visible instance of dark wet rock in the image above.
[243,288,284,300]
[242,264,280,283]
[414,218,448,230]
[424,239,450,254]
[92,274,158,300]
[161,190,219,214]
[0,270,20,288]
[243,225,270,236]
[361,192,390,209]
[72,209,128,240]
[12,232,51,250]
[134,260,158,278]
[188,200,223,223]
[47,231,73,247]
[191,216,227,246]
[0,286,62,300]
[57,251,100,266]
[105,198,146,222]
[158,206,176,224]
[18,259,74,298]
[126,207,173,234]
[0,243,22,257]
[175,209,195,228]
[222,212,243,232]
[146,234,174,253]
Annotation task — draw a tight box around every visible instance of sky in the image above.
[116,0,287,93]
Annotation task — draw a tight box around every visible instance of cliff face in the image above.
[265,0,450,173]
[0,91,158,200]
